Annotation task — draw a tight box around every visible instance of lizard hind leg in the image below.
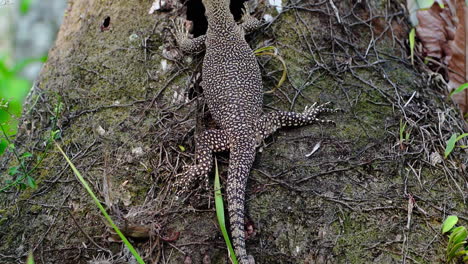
[255,102,339,143]
[175,129,229,193]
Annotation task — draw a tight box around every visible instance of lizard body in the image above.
[173,1,336,263]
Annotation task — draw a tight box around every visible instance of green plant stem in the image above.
[0,125,28,173]
[55,141,145,264]
[0,124,32,191]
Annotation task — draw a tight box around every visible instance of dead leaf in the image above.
[415,0,468,114]
[416,3,452,61]
[447,1,467,113]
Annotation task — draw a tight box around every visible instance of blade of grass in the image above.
[444,133,468,158]
[214,158,238,264]
[254,46,288,94]
[26,252,34,264]
[54,141,145,264]
[409,28,415,65]
[445,134,458,158]
[450,83,468,96]
[253,46,277,54]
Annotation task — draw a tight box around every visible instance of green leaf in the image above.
[444,133,468,158]
[19,0,33,14]
[445,134,458,158]
[454,249,468,257]
[443,215,459,233]
[450,83,468,96]
[8,166,19,176]
[21,152,33,159]
[450,227,467,248]
[0,139,7,155]
[254,46,277,54]
[178,145,186,152]
[456,133,468,142]
[448,226,467,253]
[51,130,61,140]
[18,182,27,190]
[26,176,37,189]
[399,119,407,142]
[447,241,467,261]
[214,158,238,264]
[27,251,34,264]
[409,28,416,65]
[449,227,465,241]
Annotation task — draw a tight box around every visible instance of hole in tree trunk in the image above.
[184,0,249,37]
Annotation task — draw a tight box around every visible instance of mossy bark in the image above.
[1,0,467,263]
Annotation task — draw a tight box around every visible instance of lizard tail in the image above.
[227,136,256,264]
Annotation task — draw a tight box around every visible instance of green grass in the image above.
[55,141,145,264]
[214,158,238,263]
[444,133,468,158]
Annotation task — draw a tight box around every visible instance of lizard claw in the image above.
[175,164,211,195]
[241,2,252,19]
[303,102,338,125]
[240,2,263,33]
[171,17,191,44]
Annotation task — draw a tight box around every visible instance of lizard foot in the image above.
[171,18,191,44]
[240,2,262,33]
[171,17,206,53]
[303,102,339,125]
[175,165,210,195]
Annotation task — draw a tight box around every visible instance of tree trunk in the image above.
[1,0,466,263]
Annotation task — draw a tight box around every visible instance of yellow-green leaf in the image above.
[26,252,34,264]
[450,83,468,96]
[409,28,416,65]
[445,134,458,158]
[443,215,459,233]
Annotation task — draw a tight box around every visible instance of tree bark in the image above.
[1,0,467,263]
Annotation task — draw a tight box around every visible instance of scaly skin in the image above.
[173,1,337,263]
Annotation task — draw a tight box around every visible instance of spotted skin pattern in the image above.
[174,1,336,263]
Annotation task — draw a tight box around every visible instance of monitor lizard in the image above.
[173,1,337,263]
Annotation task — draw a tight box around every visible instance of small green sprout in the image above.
[444,133,468,158]
[442,215,468,263]
[26,252,34,264]
[449,83,468,97]
[409,28,416,65]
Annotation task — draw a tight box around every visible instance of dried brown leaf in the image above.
[415,0,468,114]
[447,2,467,113]
[416,3,452,61]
